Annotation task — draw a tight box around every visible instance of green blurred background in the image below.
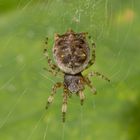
[0,0,139,140]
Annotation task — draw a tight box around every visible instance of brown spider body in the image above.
[53,30,90,74]
[44,29,110,122]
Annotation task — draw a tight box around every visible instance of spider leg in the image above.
[62,86,69,123]
[43,37,61,76]
[68,91,72,98]
[43,67,63,78]
[78,91,85,105]
[84,77,97,95]
[46,82,63,109]
[88,71,110,82]
[86,40,96,69]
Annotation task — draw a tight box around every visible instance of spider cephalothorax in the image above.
[53,30,90,74]
[64,73,85,93]
[44,29,110,122]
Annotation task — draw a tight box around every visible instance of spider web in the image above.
[0,0,139,140]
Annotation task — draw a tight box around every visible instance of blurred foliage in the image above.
[0,0,140,140]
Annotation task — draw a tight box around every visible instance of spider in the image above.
[43,29,110,122]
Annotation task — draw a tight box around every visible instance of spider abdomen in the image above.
[53,30,90,74]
